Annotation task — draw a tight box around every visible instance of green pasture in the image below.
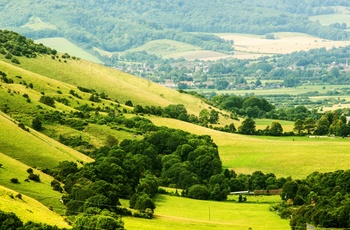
[151,117,350,178]
[0,153,67,217]
[309,14,350,26]
[35,37,103,64]
[123,194,289,230]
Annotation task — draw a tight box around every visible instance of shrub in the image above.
[26,168,34,174]
[39,96,55,107]
[15,194,22,200]
[11,57,20,64]
[28,173,40,182]
[11,178,19,184]
[125,100,133,107]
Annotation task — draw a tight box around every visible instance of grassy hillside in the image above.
[0,152,66,215]
[0,113,92,169]
[0,185,69,228]
[1,55,213,116]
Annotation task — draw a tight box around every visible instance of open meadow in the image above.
[35,37,103,64]
[123,195,289,230]
[150,117,350,178]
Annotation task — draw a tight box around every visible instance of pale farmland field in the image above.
[123,195,289,230]
[219,32,350,59]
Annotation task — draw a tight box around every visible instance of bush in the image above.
[39,96,55,107]
[187,184,210,200]
[28,173,40,182]
[10,178,19,184]
[11,57,20,64]
[26,168,34,174]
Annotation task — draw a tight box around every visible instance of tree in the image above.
[32,117,42,131]
[187,184,210,200]
[105,135,119,147]
[238,118,256,135]
[199,109,209,125]
[281,180,299,201]
[209,110,219,124]
[293,119,304,135]
[269,121,283,136]
[304,118,316,134]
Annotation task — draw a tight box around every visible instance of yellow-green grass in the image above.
[5,55,217,117]
[309,14,350,26]
[35,37,103,64]
[0,152,67,216]
[219,32,350,59]
[150,117,350,178]
[0,186,69,228]
[255,119,294,132]
[0,113,92,169]
[123,194,289,230]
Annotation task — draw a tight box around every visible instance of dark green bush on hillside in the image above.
[39,96,55,107]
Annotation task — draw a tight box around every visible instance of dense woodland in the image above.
[1,0,350,61]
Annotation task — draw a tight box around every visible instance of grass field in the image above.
[35,37,103,64]
[150,117,350,178]
[123,194,289,230]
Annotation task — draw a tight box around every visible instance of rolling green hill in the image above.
[1,31,350,229]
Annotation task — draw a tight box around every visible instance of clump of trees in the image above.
[293,110,350,137]
[0,30,57,59]
[275,170,350,229]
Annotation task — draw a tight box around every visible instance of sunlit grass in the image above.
[0,186,69,228]
[123,194,289,230]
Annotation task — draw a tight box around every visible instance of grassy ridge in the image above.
[123,195,289,230]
